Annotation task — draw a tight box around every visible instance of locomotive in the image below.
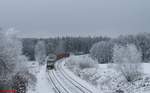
[47,53,70,70]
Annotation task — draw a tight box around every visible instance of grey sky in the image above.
[0,0,150,38]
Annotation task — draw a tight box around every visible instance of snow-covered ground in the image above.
[26,59,99,93]
[25,58,150,93]
[99,63,150,74]
[64,55,150,93]
[60,60,99,93]
[27,61,54,93]
[97,63,150,93]
[143,63,150,74]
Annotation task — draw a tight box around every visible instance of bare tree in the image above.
[34,40,46,65]
[113,44,142,82]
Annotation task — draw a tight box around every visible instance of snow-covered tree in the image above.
[90,41,114,63]
[46,42,55,54]
[114,33,150,62]
[22,38,37,60]
[34,40,46,65]
[0,29,27,80]
[113,44,142,82]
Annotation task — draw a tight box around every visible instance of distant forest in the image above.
[22,36,110,60]
[22,33,150,63]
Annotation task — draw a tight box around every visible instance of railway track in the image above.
[47,59,98,93]
[47,71,60,93]
[56,62,93,93]
[47,70,70,93]
[48,69,86,93]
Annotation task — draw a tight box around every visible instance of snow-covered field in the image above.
[64,55,150,93]
[27,61,54,93]
[97,63,150,93]
[27,59,99,93]
[60,60,99,93]
[25,57,150,93]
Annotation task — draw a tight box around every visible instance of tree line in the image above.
[22,36,110,60]
[22,32,150,63]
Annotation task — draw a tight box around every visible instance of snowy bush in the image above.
[80,68,98,85]
[66,56,98,70]
[113,44,143,82]
[65,55,98,85]
[34,40,46,65]
[95,68,127,93]
[90,41,114,63]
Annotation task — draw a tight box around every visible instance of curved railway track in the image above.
[56,62,93,93]
[47,70,70,93]
[47,71,60,93]
[47,59,98,93]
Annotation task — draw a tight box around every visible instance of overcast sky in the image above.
[0,0,149,38]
